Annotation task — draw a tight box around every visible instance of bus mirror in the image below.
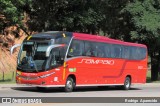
[10,44,21,55]
[46,44,65,57]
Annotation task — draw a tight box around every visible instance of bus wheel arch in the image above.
[64,74,76,92]
[123,75,131,90]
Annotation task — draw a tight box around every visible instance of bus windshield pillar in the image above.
[46,44,65,57]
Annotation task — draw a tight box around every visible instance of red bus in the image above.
[11,31,148,92]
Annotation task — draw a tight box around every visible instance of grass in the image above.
[0,71,16,84]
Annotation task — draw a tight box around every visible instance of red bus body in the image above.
[14,32,148,91]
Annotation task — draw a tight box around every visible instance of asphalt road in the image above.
[0,83,160,106]
[0,83,160,97]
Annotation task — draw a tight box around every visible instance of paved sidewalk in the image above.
[0,84,27,90]
[132,83,160,87]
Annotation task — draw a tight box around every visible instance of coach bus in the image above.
[11,31,147,92]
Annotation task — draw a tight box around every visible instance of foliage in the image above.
[100,0,129,38]
[0,0,31,35]
[26,0,105,34]
[124,0,160,40]
[123,0,160,80]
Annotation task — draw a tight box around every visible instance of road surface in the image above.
[0,83,160,106]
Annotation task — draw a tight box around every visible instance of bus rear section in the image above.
[65,36,147,90]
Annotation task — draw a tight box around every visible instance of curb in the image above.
[0,84,24,90]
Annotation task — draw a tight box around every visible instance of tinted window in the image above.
[67,39,84,58]
[103,43,111,58]
[96,43,105,57]
[49,47,66,69]
[121,46,147,60]
[122,46,130,59]
[140,48,147,59]
[110,44,122,58]
[130,46,137,60]
[129,47,147,60]
[84,41,95,56]
[67,39,147,60]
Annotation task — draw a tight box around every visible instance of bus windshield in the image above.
[17,41,66,72]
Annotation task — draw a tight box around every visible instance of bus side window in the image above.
[50,49,59,68]
[96,43,105,57]
[135,47,140,60]
[111,45,118,58]
[139,48,147,59]
[122,46,130,59]
[49,47,67,69]
[104,44,111,58]
[67,40,84,58]
[84,41,96,57]
[91,42,98,56]
[130,46,138,60]
[135,47,147,60]
[114,45,122,58]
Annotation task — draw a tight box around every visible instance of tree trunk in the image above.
[151,64,159,81]
[151,52,159,81]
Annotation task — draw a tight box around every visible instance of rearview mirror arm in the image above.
[10,44,21,55]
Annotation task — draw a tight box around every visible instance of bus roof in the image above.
[28,31,72,40]
[73,32,147,48]
[28,31,146,48]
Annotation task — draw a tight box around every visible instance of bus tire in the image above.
[123,77,131,90]
[64,77,74,92]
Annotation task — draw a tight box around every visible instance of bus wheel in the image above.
[123,77,131,90]
[65,77,74,92]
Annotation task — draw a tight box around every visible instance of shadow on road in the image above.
[11,86,142,93]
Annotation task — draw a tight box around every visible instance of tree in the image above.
[26,0,108,34]
[123,0,160,81]
[100,0,130,39]
[0,0,31,35]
